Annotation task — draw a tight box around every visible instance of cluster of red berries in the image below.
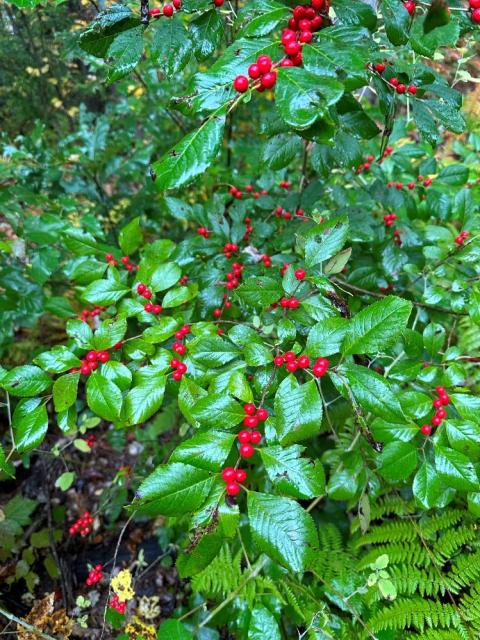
[273,352,329,376]
[245,184,268,198]
[79,306,105,322]
[223,242,239,258]
[105,254,138,272]
[228,186,244,199]
[137,282,162,314]
[238,403,268,457]
[68,511,94,537]
[179,275,189,285]
[383,213,397,228]
[223,261,244,290]
[233,55,277,93]
[389,77,417,95]
[174,324,191,341]
[275,296,300,310]
[197,227,210,238]
[383,145,394,159]
[85,434,96,448]
[279,180,292,189]
[71,349,110,376]
[454,230,470,245]
[261,254,272,268]
[109,594,126,614]
[85,564,103,586]
[470,0,480,23]
[379,282,394,294]
[149,0,181,18]
[242,217,253,242]
[172,341,186,355]
[356,154,375,174]
[221,467,247,496]
[393,229,402,247]
[170,357,187,381]
[420,386,450,436]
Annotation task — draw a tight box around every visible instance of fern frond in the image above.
[355,520,416,547]
[358,543,431,570]
[368,597,462,633]
[431,526,479,564]
[191,546,242,597]
[419,510,464,538]
[388,565,448,598]
[447,549,480,592]
[460,581,480,631]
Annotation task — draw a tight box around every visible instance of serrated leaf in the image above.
[118,217,142,255]
[123,367,166,426]
[150,15,191,78]
[34,347,81,374]
[236,276,283,307]
[191,394,244,429]
[378,441,418,482]
[83,279,130,306]
[150,262,182,292]
[260,445,325,499]
[247,492,318,572]
[135,462,215,516]
[342,296,413,356]
[171,430,236,471]
[2,366,51,398]
[304,217,349,267]
[435,445,479,491]
[413,461,444,509]
[86,373,122,423]
[274,376,322,445]
[13,398,48,453]
[306,317,348,357]
[93,319,127,350]
[190,336,241,367]
[53,373,79,413]
[248,605,282,640]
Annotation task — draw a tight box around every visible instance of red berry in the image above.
[144,303,154,312]
[121,256,129,264]
[297,355,310,368]
[285,41,301,56]
[235,469,247,483]
[97,351,109,363]
[431,416,442,427]
[172,370,183,381]
[86,351,97,362]
[396,83,406,94]
[170,358,180,368]
[299,30,313,43]
[213,309,222,318]
[173,0,181,7]
[80,364,90,375]
[440,394,450,406]
[163,3,174,16]
[239,444,254,458]
[407,84,417,95]
[433,398,443,409]
[173,342,186,354]
[374,63,386,73]
[226,482,240,496]
[238,430,252,444]
[233,75,249,93]
[436,409,447,420]
[149,7,161,16]
[257,55,272,74]
[473,7,480,22]
[176,363,187,374]
[213,0,224,5]
[294,269,306,280]
[137,283,146,294]
[435,386,446,395]
[248,64,261,79]
[286,362,298,373]
[421,424,432,436]
[243,415,259,428]
[250,431,262,445]
[284,351,296,362]
[243,403,256,416]
[256,408,268,421]
[390,77,399,87]
[152,304,162,314]
[470,0,480,7]
[261,71,277,89]
[274,355,284,366]
[288,298,299,309]
[143,289,152,299]
[281,58,294,67]
[221,467,236,482]
[403,0,415,14]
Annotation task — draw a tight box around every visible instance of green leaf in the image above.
[435,445,479,491]
[424,0,450,33]
[275,67,343,130]
[382,0,410,45]
[190,9,224,61]
[240,2,290,37]
[123,367,166,426]
[13,398,48,453]
[332,363,404,422]
[55,472,75,492]
[236,276,283,307]
[53,373,79,413]
[247,492,317,573]
[86,373,123,423]
[66,320,93,348]
[79,5,136,56]
[260,445,325,499]
[413,461,445,509]
[248,605,282,640]
[445,420,480,460]
[150,15,191,78]
[152,109,226,192]
[324,248,352,276]
[451,393,480,422]
[118,217,142,255]
[334,0,378,29]
[244,342,273,366]
[101,361,132,391]
[177,532,223,578]
[107,25,144,83]
[157,619,193,640]
[171,430,236,471]
[74,438,91,453]
[83,279,130,306]
[1,366,51,398]
[274,376,322,445]
[378,441,418,482]
[342,296,413,356]
[304,217,349,267]
[150,262,182,292]
[92,319,127,350]
[143,317,180,343]
[306,317,348,357]
[191,394,244,429]
[34,347,81,374]
[437,164,469,186]
[263,133,303,170]
[162,284,198,308]
[190,335,241,367]
[135,462,215,516]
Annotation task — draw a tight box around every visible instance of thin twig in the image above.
[0,608,57,640]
